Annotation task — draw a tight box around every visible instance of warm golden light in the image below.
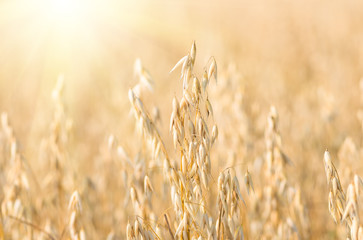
[0,0,129,86]
[36,0,102,35]
[1,0,363,239]
[50,0,81,17]
[48,0,86,27]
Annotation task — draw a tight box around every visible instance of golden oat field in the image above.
[0,0,363,239]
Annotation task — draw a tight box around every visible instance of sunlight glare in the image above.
[48,0,88,28]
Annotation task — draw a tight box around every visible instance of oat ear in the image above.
[170,55,188,74]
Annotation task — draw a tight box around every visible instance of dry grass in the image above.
[1,0,363,239]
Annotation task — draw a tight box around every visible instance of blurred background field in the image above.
[1,0,363,239]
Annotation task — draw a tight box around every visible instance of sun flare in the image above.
[0,0,128,84]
